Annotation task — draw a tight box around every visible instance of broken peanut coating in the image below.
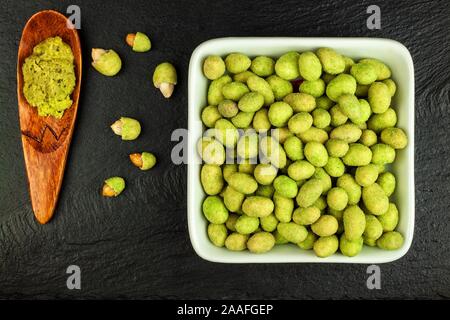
[130,152,156,170]
[153,62,177,98]
[102,177,125,197]
[91,48,122,76]
[111,117,141,140]
[126,32,151,52]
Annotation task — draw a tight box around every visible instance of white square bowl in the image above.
[188,37,414,263]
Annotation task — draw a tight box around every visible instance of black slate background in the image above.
[0,0,449,299]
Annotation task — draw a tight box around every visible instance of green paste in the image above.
[22,36,76,118]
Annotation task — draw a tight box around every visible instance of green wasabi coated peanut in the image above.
[293,206,321,225]
[225,53,251,74]
[242,196,274,217]
[238,92,265,112]
[330,123,362,143]
[297,231,317,250]
[197,137,225,165]
[273,230,289,245]
[260,214,279,232]
[247,75,275,106]
[287,160,315,181]
[298,51,322,81]
[238,160,256,175]
[359,58,391,81]
[256,184,275,198]
[226,213,239,231]
[363,236,377,247]
[254,164,278,185]
[214,119,239,148]
[203,55,225,80]
[316,96,334,110]
[367,108,397,132]
[228,172,258,195]
[297,127,329,144]
[236,133,259,159]
[268,102,293,127]
[273,175,298,198]
[252,109,271,132]
[266,75,294,100]
[350,62,377,85]
[153,62,177,98]
[362,183,389,215]
[207,223,228,247]
[218,100,238,118]
[299,79,325,98]
[330,105,348,127]
[343,56,355,73]
[201,164,224,195]
[324,157,345,178]
[368,82,391,114]
[326,187,348,211]
[316,48,345,75]
[337,94,361,123]
[336,174,361,205]
[110,117,141,140]
[377,172,396,196]
[339,235,363,257]
[260,136,287,168]
[222,164,238,183]
[376,231,404,250]
[313,196,328,211]
[371,143,396,165]
[359,129,377,147]
[355,84,369,97]
[326,139,349,158]
[203,196,229,224]
[313,235,339,258]
[91,49,122,76]
[322,73,336,84]
[380,128,408,149]
[356,122,367,130]
[277,222,308,243]
[127,32,151,52]
[272,127,293,144]
[312,108,331,129]
[313,167,332,194]
[222,81,250,101]
[326,74,357,102]
[288,112,313,134]
[304,142,329,167]
[234,70,255,83]
[342,143,372,166]
[377,203,399,232]
[296,178,323,208]
[312,215,339,237]
[273,192,294,222]
[284,136,304,161]
[382,79,397,96]
[283,93,316,112]
[251,56,275,77]
[364,215,383,240]
[235,215,260,234]
[231,111,255,129]
[343,205,366,241]
[201,105,222,127]
[223,186,245,213]
[225,233,248,251]
[102,176,125,197]
[275,51,300,80]
[247,232,275,253]
[355,164,379,187]
[208,75,232,105]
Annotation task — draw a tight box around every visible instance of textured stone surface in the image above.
[0,0,449,299]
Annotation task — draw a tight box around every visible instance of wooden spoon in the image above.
[17,10,82,224]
